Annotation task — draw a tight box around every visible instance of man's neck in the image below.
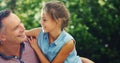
[0,42,21,57]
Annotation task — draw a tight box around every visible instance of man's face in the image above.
[1,13,26,44]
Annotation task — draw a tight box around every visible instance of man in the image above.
[0,9,94,63]
[0,9,39,63]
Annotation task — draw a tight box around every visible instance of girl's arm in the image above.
[29,37,50,63]
[29,37,94,63]
[29,37,74,63]
[51,40,74,63]
[25,27,41,38]
[52,41,95,63]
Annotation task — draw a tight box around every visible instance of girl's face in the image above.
[40,12,58,33]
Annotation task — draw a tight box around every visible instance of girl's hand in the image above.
[28,36,39,50]
[28,37,50,63]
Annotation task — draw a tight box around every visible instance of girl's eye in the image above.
[43,19,46,22]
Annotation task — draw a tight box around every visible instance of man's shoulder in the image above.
[22,41,39,63]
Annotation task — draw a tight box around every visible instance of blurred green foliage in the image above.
[0,0,120,63]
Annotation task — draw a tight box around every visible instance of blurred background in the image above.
[0,0,120,63]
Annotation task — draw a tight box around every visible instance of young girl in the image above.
[26,1,94,63]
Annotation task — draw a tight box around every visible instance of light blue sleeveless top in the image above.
[38,29,82,63]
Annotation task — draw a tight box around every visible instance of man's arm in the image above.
[81,57,94,63]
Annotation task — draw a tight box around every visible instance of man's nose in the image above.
[19,23,25,32]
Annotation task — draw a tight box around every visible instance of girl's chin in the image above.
[42,29,47,33]
[42,28,48,33]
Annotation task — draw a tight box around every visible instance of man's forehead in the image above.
[2,13,20,28]
[2,13,20,23]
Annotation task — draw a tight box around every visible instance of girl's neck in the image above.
[48,29,62,43]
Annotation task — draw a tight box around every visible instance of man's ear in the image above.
[0,34,6,41]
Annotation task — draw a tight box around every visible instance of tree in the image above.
[66,0,120,63]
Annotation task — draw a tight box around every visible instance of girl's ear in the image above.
[57,18,62,25]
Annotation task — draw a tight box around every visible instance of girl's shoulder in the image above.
[62,31,74,43]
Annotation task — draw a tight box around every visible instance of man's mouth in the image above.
[18,34,26,38]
